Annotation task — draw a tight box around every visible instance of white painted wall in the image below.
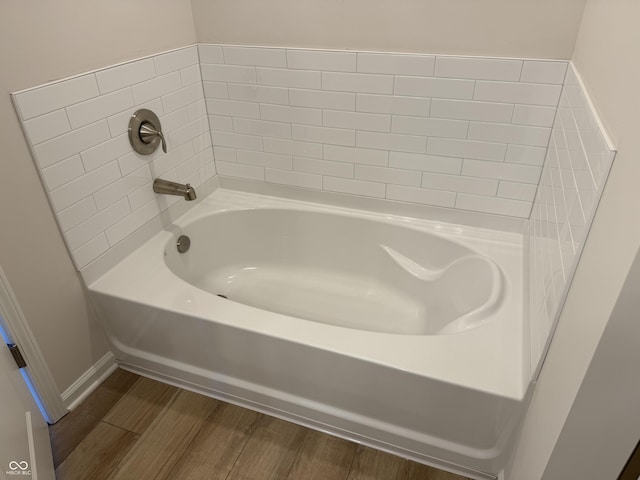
[0,1,196,393]
[505,0,640,478]
[542,248,640,479]
[191,0,586,59]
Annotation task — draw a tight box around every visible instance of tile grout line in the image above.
[162,399,223,480]
[342,443,360,480]
[51,372,141,469]
[55,421,141,479]
[99,375,143,423]
[102,434,138,480]
[283,428,313,480]
[94,421,141,480]
[106,387,182,480]
[100,418,137,433]
[284,429,313,480]
[344,444,364,480]
[152,389,206,480]
[223,412,265,480]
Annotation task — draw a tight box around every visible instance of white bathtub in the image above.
[89,188,525,479]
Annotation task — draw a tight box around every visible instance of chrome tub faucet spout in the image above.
[153,178,197,201]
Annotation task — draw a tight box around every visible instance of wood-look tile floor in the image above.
[50,369,469,480]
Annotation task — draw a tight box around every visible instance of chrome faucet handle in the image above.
[128,109,167,155]
[139,122,167,153]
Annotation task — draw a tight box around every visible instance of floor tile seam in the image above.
[104,388,185,480]
[104,435,141,480]
[399,457,420,480]
[267,419,311,478]
[345,444,367,480]
[102,384,183,436]
[99,375,144,425]
[101,370,141,399]
[153,393,231,480]
[143,386,182,430]
[51,438,75,469]
[160,400,223,480]
[97,434,140,480]
[284,428,312,480]
[151,421,214,480]
[223,413,267,480]
[282,428,313,480]
[49,415,103,469]
[100,417,140,434]
[58,421,140,480]
[341,440,359,480]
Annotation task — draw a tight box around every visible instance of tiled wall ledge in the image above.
[528,64,615,376]
[218,175,527,235]
[201,44,568,218]
[12,45,215,273]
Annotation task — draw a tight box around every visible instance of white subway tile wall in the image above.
[201,45,567,217]
[528,64,615,374]
[14,45,576,273]
[13,45,215,270]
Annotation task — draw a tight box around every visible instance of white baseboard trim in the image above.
[61,351,117,411]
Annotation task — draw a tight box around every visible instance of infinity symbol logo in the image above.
[8,461,28,471]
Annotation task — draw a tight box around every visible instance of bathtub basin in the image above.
[166,208,504,336]
[88,188,525,478]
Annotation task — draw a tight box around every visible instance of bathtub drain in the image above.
[176,235,191,253]
[217,294,228,299]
